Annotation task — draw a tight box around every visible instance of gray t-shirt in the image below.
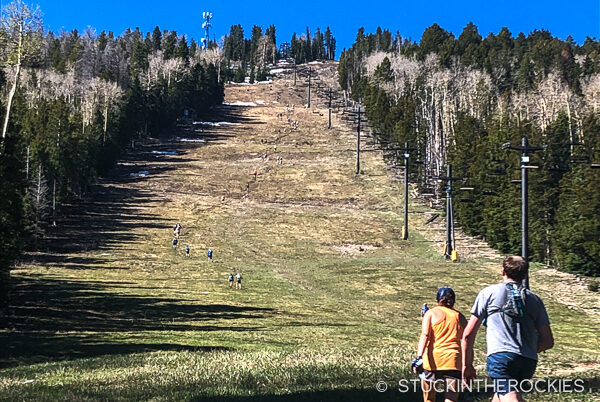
[471,282,550,361]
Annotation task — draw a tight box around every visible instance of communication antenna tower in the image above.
[202,11,212,49]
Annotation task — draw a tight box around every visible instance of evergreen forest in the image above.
[338,24,600,275]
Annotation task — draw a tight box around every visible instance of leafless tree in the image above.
[0,0,43,146]
[197,47,223,81]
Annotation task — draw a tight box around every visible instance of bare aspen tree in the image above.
[364,51,388,76]
[0,0,42,147]
[97,78,122,143]
[81,78,98,132]
[163,57,184,87]
[531,72,568,132]
[80,27,100,80]
[359,45,596,183]
[145,51,164,90]
[390,54,420,96]
[197,47,223,82]
[581,74,600,115]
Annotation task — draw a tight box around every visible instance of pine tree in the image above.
[49,38,64,72]
[250,25,262,63]
[189,39,198,57]
[234,65,245,83]
[457,22,482,67]
[324,27,333,60]
[0,136,25,313]
[98,30,108,51]
[305,27,312,62]
[175,35,189,60]
[249,64,255,84]
[130,40,149,76]
[373,57,393,82]
[24,166,50,246]
[312,28,324,60]
[151,26,162,51]
[162,31,177,59]
[418,23,453,60]
[517,54,534,91]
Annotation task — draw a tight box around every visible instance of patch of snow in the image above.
[177,137,206,143]
[223,101,258,107]
[308,61,323,65]
[272,100,279,104]
[130,171,150,177]
[193,121,241,127]
[255,100,265,105]
[269,68,289,74]
[229,80,271,86]
[152,150,178,155]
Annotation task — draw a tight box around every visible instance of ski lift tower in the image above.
[202,12,212,49]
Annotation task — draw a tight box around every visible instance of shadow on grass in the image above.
[4,105,274,368]
[1,275,274,368]
[189,380,600,401]
[21,103,259,261]
[23,183,164,259]
[192,389,422,401]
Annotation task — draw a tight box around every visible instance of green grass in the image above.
[1,77,599,401]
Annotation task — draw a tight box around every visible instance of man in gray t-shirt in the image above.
[462,256,554,402]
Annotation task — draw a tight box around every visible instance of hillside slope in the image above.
[1,62,598,401]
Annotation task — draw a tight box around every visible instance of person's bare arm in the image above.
[461,314,482,382]
[459,312,468,330]
[536,324,554,353]
[416,310,433,358]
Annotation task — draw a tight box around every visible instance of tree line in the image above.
[0,0,224,312]
[222,25,336,83]
[339,24,600,276]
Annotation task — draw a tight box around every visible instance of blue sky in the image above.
[35,0,600,57]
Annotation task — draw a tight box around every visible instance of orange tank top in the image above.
[423,306,463,371]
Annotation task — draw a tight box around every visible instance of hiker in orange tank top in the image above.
[413,287,467,402]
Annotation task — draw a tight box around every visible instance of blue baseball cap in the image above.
[436,286,455,302]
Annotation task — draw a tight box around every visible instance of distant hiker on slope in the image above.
[172,237,178,251]
[235,272,243,289]
[174,223,182,237]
